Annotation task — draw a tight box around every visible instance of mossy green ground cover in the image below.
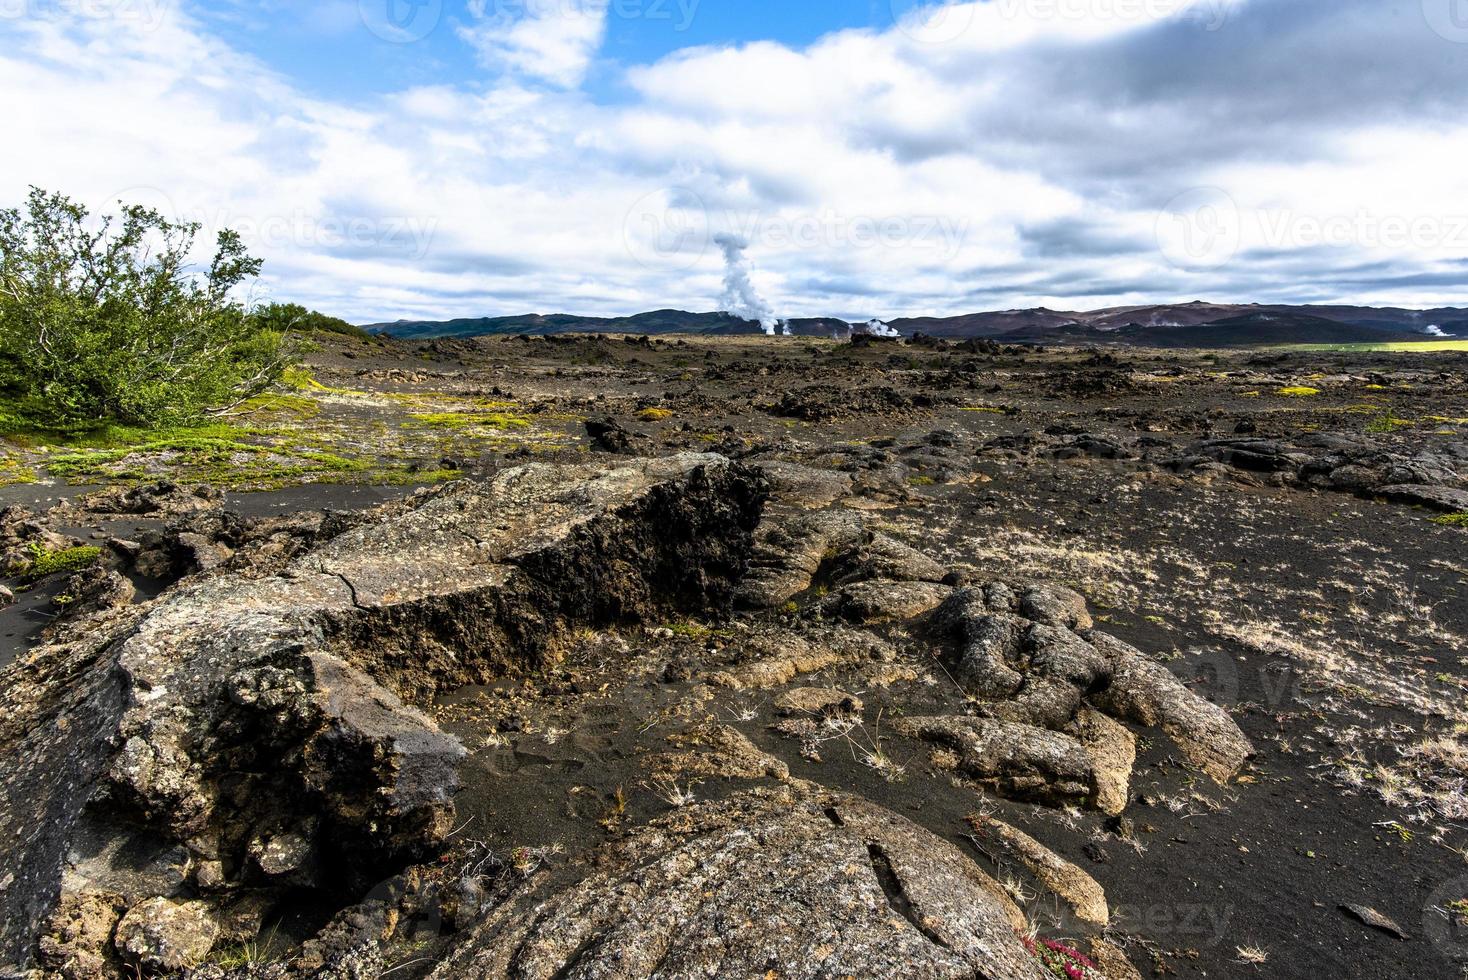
[0,367,573,491]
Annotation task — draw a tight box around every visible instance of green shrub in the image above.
[253,302,370,340]
[0,187,297,430]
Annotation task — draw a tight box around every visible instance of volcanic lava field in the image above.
[1,332,1466,980]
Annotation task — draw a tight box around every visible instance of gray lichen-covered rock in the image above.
[0,455,766,973]
[821,579,954,623]
[895,715,1099,806]
[1376,483,1468,512]
[113,898,219,973]
[428,787,1046,980]
[736,508,866,608]
[908,584,1253,807]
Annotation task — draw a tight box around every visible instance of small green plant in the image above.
[637,407,674,421]
[208,921,282,969]
[1431,513,1468,527]
[1277,386,1321,398]
[1365,413,1414,433]
[15,542,101,583]
[663,621,712,641]
[599,785,628,830]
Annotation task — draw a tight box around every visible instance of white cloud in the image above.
[457,0,608,89]
[1,0,1465,324]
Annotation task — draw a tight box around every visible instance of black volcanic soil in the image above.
[3,332,1466,979]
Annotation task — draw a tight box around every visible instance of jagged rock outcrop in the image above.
[894,583,1252,809]
[428,787,1047,980]
[0,455,765,974]
[978,428,1468,512]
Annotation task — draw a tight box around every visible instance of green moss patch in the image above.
[14,543,102,583]
[1365,413,1415,433]
[44,431,366,488]
[406,412,531,431]
[0,456,38,487]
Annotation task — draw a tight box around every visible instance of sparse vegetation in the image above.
[1234,946,1269,966]
[208,922,282,970]
[0,454,36,486]
[1365,412,1414,433]
[1277,386,1321,397]
[406,412,530,430]
[646,776,699,808]
[1,328,1465,980]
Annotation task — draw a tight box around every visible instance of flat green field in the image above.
[1284,340,1468,352]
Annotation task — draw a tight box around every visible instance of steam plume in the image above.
[861,318,900,338]
[1425,324,1454,338]
[713,233,787,336]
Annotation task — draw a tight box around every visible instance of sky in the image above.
[2,0,1467,324]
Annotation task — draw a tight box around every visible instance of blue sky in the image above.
[210,1,903,103]
[3,0,1467,324]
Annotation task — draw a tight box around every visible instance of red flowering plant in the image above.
[1020,934,1102,980]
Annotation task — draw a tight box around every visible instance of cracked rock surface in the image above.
[0,455,764,974]
[430,786,1046,980]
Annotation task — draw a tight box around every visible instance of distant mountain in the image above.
[360,301,1467,346]
[892,301,1468,342]
[883,308,1083,338]
[361,310,863,341]
[1113,313,1406,348]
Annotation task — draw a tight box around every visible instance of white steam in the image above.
[1425,324,1454,337]
[861,318,900,338]
[713,233,787,336]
